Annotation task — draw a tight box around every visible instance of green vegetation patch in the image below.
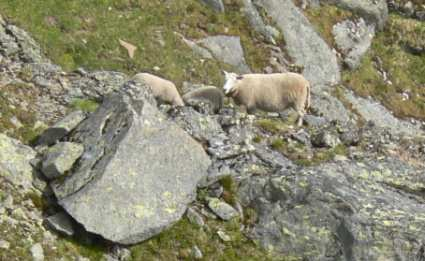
[70,98,99,112]
[130,217,280,261]
[0,0,270,89]
[343,15,425,120]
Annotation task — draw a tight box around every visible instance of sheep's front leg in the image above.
[296,109,305,127]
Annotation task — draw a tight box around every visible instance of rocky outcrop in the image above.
[324,0,388,30]
[50,82,211,244]
[333,18,375,70]
[242,0,281,44]
[239,157,425,260]
[255,0,340,87]
[344,90,423,137]
[197,36,251,73]
[0,134,37,192]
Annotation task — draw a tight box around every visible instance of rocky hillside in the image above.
[0,0,424,260]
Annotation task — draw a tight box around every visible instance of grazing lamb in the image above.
[223,71,311,126]
[182,86,224,113]
[131,73,184,106]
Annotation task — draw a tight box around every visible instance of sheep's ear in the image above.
[236,75,244,80]
[223,70,228,76]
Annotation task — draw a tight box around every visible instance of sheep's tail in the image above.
[305,83,311,110]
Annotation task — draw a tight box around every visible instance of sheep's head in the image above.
[223,71,243,96]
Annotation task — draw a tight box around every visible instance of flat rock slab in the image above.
[197,36,251,73]
[0,134,37,192]
[256,0,340,88]
[51,81,211,244]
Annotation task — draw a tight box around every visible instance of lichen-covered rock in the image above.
[36,110,86,146]
[51,81,211,244]
[41,142,84,180]
[197,35,251,73]
[0,134,37,192]
[239,157,425,260]
[312,130,341,148]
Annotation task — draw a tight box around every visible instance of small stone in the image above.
[45,212,75,236]
[192,245,203,259]
[41,142,84,180]
[3,195,14,210]
[10,116,23,128]
[186,207,205,227]
[31,243,44,261]
[0,240,10,249]
[11,208,27,220]
[217,230,231,242]
[291,129,311,145]
[207,198,239,220]
[303,115,328,128]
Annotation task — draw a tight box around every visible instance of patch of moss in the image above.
[70,98,99,112]
[252,135,263,143]
[219,175,238,205]
[256,118,291,134]
[271,137,286,150]
[130,217,281,261]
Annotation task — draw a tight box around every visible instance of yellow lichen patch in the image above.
[133,204,154,219]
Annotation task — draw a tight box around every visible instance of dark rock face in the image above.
[51,82,211,244]
[239,157,425,260]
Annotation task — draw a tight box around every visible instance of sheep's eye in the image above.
[236,75,243,80]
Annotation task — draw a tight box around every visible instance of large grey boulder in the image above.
[256,0,340,88]
[197,36,251,73]
[51,81,211,244]
[239,157,425,259]
[199,0,225,12]
[41,142,84,180]
[324,0,388,30]
[333,18,375,69]
[0,134,37,192]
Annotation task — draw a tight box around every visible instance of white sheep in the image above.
[223,71,311,126]
[131,73,184,106]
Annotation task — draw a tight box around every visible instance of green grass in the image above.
[256,118,292,135]
[0,0,270,89]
